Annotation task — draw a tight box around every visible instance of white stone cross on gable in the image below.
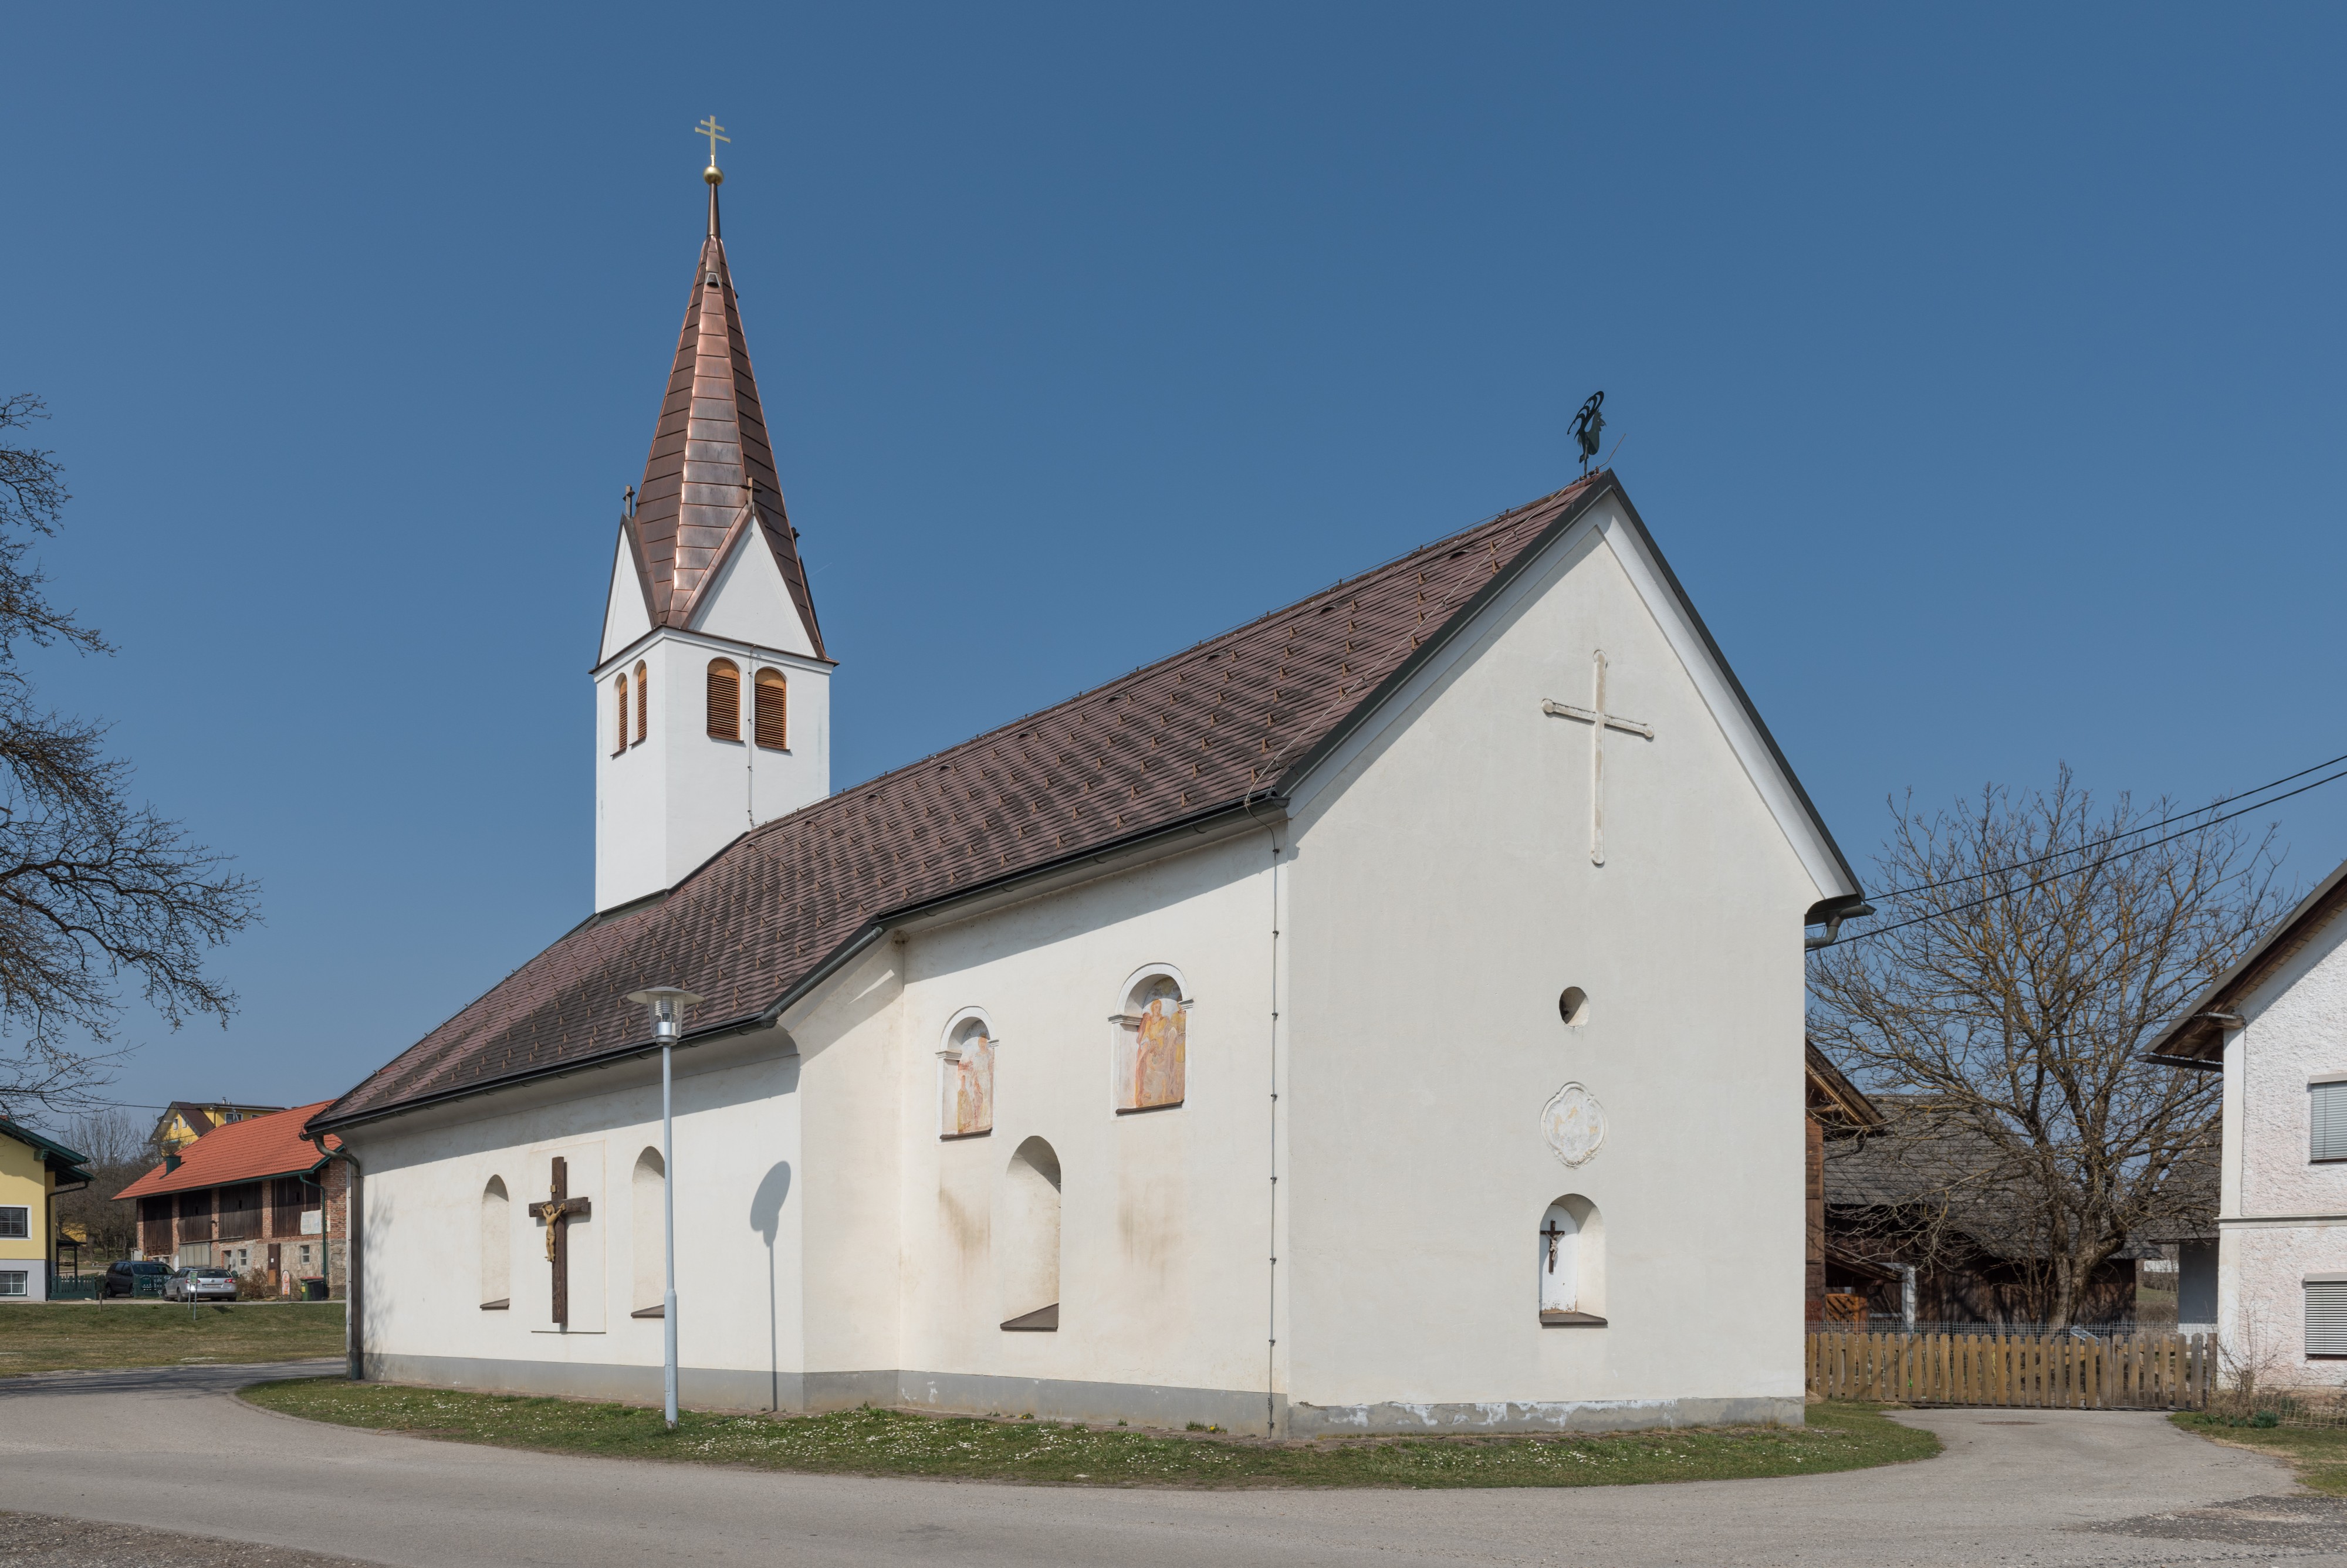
[1542,649,1653,866]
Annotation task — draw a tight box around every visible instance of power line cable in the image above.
[1864,748,2347,903]
[1824,761,2347,947]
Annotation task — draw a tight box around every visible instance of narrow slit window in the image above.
[754,668,787,750]
[706,659,740,740]
[613,674,629,757]
[633,660,648,744]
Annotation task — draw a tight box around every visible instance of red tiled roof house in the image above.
[117,1103,346,1295]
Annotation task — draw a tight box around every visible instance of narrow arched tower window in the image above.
[613,674,629,757]
[633,660,648,744]
[754,668,787,751]
[706,658,740,740]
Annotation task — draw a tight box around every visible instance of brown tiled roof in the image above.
[627,185,823,654]
[116,1103,339,1200]
[318,470,1838,1133]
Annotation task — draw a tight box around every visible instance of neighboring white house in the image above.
[306,162,1868,1435]
[2148,860,2347,1383]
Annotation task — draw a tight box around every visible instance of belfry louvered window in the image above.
[754,668,787,750]
[2313,1079,2347,1162]
[706,658,741,740]
[613,673,629,757]
[633,660,648,744]
[2309,1279,2347,1356]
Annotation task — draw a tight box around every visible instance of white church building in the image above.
[309,162,1866,1435]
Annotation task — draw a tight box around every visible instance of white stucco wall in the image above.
[851,831,1280,1414]
[2217,915,2347,1387]
[349,1027,805,1401]
[1281,500,1822,1422]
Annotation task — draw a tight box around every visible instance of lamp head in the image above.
[627,987,705,1042]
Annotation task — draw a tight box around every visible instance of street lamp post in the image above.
[627,986,702,1431]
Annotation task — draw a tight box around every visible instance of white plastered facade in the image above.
[593,521,831,912]
[349,492,1848,1432]
[2214,912,2347,1387]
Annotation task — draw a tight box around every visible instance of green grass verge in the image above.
[0,1302,346,1377]
[238,1379,1937,1488]
[2171,1411,2347,1496]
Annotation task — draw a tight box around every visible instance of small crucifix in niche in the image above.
[531,1156,592,1327]
[1542,1216,1568,1269]
[1541,649,1653,866]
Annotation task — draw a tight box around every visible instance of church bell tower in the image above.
[593,138,832,913]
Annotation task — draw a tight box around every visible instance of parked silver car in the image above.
[164,1266,238,1302]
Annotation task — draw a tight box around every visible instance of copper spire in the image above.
[627,151,824,655]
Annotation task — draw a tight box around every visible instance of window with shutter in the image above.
[706,659,741,740]
[2314,1080,2347,1162]
[634,661,648,744]
[613,674,628,757]
[754,668,787,750]
[2310,1279,2347,1356]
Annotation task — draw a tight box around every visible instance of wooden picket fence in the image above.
[1807,1331,2213,1410]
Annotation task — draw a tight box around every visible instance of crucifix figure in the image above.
[1542,649,1654,866]
[1542,1217,1568,1271]
[531,1156,591,1327]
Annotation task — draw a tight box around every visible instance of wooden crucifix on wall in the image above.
[1541,649,1654,866]
[532,1157,591,1327]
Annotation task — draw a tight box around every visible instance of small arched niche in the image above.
[1558,987,1590,1029]
[1114,965,1189,1113]
[999,1136,1061,1331]
[631,1147,665,1315]
[939,1008,996,1139]
[480,1176,510,1310]
[1538,1194,1605,1325]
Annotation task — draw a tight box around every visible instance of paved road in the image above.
[2,1362,2341,1567]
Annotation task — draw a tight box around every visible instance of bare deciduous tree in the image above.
[1809,767,2281,1330]
[0,394,258,1114]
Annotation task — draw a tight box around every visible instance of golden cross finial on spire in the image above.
[696,116,729,185]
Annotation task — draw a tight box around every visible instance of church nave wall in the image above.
[877,827,1280,1413]
[345,1032,811,1407]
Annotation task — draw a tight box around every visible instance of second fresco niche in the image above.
[939,1010,996,1139]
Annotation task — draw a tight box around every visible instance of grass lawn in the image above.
[0,1303,346,1377]
[238,1380,1937,1489]
[2172,1412,2347,1496]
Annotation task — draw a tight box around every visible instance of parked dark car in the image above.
[101,1259,171,1299]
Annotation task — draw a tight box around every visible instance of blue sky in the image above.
[2,5,2342,1118]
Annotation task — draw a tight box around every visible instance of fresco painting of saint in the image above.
[952,1029,995,1136]
[1132,984,1184,1109]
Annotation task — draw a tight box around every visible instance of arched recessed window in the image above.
[706,658,740,740]
[631,1147,664,1315]
[1114,966,1189,1113]
[613,674,628,758]
[1538,1195,1605,1325]
[939,1010,996,1139]
[754,668,787,751]
[480,1176,510,1310]
[1000,1136,1060,1331]
[633,660,648,745]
